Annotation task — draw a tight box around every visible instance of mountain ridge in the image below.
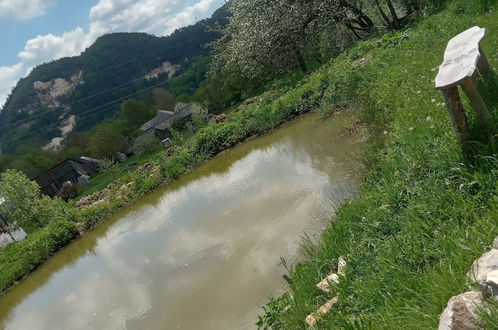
[0,6,228,153]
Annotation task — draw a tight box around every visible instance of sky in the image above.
[0,0,226,109]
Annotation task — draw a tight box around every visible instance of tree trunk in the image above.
[341,1,375,30]
[346,22,363,40]
[293,46,308,73]
[386,0,400,29]
[374,0,393,28]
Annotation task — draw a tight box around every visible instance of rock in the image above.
[316,257,347,293]
[138,163,154,172]
[214,114,227,123]
[486,270,498,299]
[338,256,347,277]
[492,236,498,249]
[316,274,339,293]
[116,152,128,162]
[468,249,498,297]
[305,296,339,327]
[438,291,483,330]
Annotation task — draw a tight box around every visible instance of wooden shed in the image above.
[33,158,99,197]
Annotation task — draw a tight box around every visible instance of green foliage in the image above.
[131,134,162,156]
[151,88,176,111]
[257,295,289,329]
[0,170,69,230]
[0,220,78,293]
[120,99,155,129]
[87,122,127,159]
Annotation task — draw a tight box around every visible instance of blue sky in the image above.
[0,0,225,107]
[0,1,92,66]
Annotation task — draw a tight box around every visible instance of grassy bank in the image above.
[0,220,78,293]
[258,3,498,330]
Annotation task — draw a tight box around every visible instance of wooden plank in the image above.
[435,26,486,90]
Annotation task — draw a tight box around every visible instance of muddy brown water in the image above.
[0,113,364,330]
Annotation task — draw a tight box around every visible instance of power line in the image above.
[0,33,214,131]
[12,78,176,141]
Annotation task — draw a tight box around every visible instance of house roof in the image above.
[140,110,175,132]
[140,105,193,132]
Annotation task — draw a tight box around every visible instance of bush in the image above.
[0,220,78,293]
[0,170,69,230]
[132,134,162,156]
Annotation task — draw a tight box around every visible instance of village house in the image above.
[33,157,100,197]
[139,102,207,143]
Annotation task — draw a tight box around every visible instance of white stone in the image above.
[337,256,347,276]
[486,270,498,299]
[468,249,498,297]
[316,273,339,293]
[305,296,339,327]
[435,26,486,89]
[438,291,483,330]
[492,236,498,249]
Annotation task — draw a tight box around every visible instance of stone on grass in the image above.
[485,270,498,299]
[492,236,498,249]
[305,296,339,327]
[468,249,498,298]
[337,256,347,277]
[438,291,483,330]
[316,274,339,293]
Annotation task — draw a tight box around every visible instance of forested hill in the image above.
[0,6,228,153]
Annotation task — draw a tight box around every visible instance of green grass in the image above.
[75,153,154,200]
[0,220,78,294]
[258,3,498,329]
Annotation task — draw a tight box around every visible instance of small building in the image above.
[33,157,100,197]
[138,103,207,142]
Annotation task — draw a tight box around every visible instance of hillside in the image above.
[0,6,228,153]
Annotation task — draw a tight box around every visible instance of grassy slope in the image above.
[263,5,498,330]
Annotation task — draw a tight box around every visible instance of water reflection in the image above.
[0,113,364,330]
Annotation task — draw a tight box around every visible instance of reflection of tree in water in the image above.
[276,114,363,181]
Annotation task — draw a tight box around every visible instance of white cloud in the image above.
[0,63,23,106]
[0,0,225,109]
[0,0,56,21]
[19,28,91,65]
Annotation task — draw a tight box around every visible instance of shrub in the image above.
[0,220,78,293]
[132,134,162,156]
[0,170,69,230]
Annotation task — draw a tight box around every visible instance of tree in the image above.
[151,88,176,111]
[0,169,68,229]
[120,100,155,130]
[211,0,378,82]
[211,0,320,82]
[88,123,127,159]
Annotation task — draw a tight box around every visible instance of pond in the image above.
[0,112,364,330]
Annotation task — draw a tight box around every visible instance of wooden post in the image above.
[478,46,492,73]
[461,78,496,135]
[441,87,471,147]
